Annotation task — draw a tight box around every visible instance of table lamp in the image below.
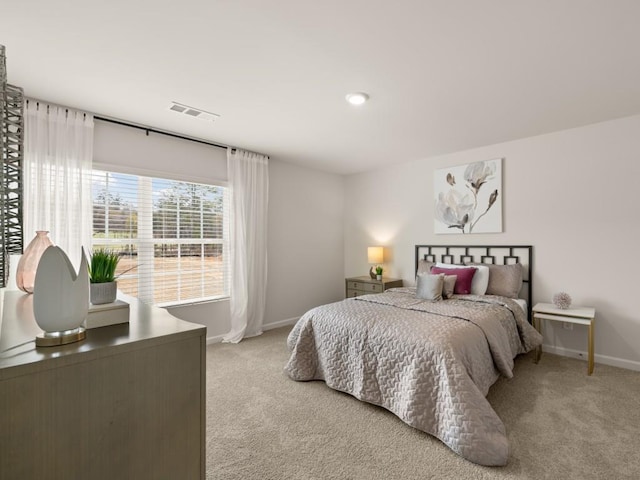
[367,246,384,279]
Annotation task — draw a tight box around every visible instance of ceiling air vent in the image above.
[168,102,220,122]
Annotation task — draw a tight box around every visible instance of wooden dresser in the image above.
[0,290,206,480]
[345,276,403,298]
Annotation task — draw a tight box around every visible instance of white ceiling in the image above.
[4,1,640,175]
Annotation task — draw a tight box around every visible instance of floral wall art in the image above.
[434,158,502,234]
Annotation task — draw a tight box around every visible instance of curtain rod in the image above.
[94,115,230,151]
[26,97,268,158]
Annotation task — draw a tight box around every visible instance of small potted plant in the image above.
[88,248,120,305]
[375,265,383,281]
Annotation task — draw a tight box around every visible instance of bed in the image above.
[284,245,542,466]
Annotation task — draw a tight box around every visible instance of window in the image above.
[91,169,229,306]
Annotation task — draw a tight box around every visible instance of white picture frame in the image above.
[434,158,503,234]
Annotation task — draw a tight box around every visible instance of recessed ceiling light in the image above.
[345,92,369,105]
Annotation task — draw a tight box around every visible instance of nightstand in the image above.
[345,276,403,298]
[532,302,596,375]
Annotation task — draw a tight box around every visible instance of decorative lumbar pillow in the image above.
[436,262,489,295]
[416,259,435,276]
[442,275,457,299]
[430,266,476,295]
[416,273,444,301]
[477,263,524,298]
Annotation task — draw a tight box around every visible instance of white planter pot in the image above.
[376,275,382,280]
[90,281,117,305]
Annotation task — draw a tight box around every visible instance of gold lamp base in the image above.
[35,327,86,347]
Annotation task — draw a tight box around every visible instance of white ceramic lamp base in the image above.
[33,246,90,348]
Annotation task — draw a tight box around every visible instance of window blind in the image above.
[91,169,230,306]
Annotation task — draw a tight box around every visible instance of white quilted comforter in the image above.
[284,288,542,466]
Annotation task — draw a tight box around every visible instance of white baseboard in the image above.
[206,334,225,345]
[542,344,640,372]
[205,317,299,345]
[263,316,299,331]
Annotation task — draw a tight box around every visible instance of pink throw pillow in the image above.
[430,266,477,295]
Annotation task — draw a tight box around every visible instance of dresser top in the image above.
[0,289,206,379]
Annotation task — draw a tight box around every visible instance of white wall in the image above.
[265,159,345,326]
[344,114,640,370]
[94,120,345,341]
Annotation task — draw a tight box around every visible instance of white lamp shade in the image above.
[367,246,384,264]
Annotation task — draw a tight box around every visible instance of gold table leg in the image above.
[534,315,542,364]
[588,319,594,375]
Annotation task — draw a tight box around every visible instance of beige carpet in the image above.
[206,327,640,480]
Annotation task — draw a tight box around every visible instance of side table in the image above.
[532,302,596,375]
[345,276,403,298]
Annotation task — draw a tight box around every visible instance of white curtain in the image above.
[223,148,269,343]
[24,100,94,269]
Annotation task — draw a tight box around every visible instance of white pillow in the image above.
[435,263,489,295]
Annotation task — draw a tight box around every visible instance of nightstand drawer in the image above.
[356,282,382,293]
[345,276,403,299]
[347,281,382,293]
